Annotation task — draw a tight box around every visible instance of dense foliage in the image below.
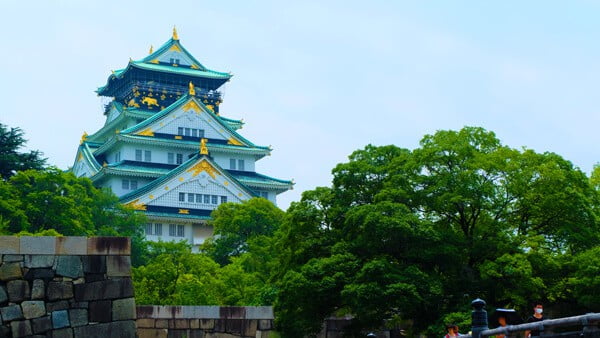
[3,123,599,336]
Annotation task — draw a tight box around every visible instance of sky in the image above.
[2,1,600,209]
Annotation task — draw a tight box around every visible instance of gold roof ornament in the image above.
[80,132,88,144]
[149,45,153,54]
[200,138,209,155]
[173,26,179,40]
[189,81,196,96]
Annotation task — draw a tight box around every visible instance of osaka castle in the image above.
[71,28,293,250]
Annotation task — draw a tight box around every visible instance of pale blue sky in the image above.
[2,1,600,208]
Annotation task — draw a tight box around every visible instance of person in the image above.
[443,324,461,337]
[524,302,545,337]
[492,308,522,338]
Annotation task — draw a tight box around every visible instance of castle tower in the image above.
[71,28,293,250]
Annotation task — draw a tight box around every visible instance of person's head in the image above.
[498,316,507,326]
[532,302,543,315]
[446,324,457,334]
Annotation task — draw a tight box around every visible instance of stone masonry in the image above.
[136,305,275,338]
[0,236,136,338]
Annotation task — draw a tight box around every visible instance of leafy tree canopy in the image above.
[0,123,46,180]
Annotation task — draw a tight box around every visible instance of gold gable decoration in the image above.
[189,82,196,96]
[149,45,153,54]
[182,100,201,113]
[186,159,219,179]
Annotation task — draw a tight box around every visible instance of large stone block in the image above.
[137,328,168,338]
[74,278,133,301]
[0,284,8,304]
[0,262,23,281]
[20,237,56,255]
[0,236,20,254]
[24,255,55,268]
[258,319,273,330]
[31,279,45,299]
[54,256,83,278]
[55,236,87,255]
[87,237,130,255]
[1,304,24,321]
[89,300,112,323]
[31,316,52,334]
[199,319,215,330]
[47,281,73,300]
[246,306,274,319]
[21,300,46,319]
[69,308,88,327]
[107,255,131,277]
[82,255,106,274]
[10,319,32,337]
[188,330,205,338]
[112,297,136,320]
[52,327,74,338]
[46,300,69,312]
[155,319,168,328]
[51,310,70,329]
[136,318,156,328]
[73,320,137,338]
[7,280,30,302]
[24,268,55,281]
[3,255,23,262]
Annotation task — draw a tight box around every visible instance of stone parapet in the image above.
[0,236,136,337]
[0,236,131,256]
[136,306,275,338]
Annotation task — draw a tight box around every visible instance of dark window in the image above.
[145,223,152,235]
[199,129,205,138]
[176,153,183,164]
[135,149,142,161]
[177,225,184,237]
[144,150,151,162]
[238,159,245,171]
[179,192,185,202]
[154,223,162,236]
[221,196,227,204]
[191,129,198,137]
[188,193,194,202]
[230,159,236,170]
[178,127,183,135]
[168,153,174,164]
[195,194,202,203]
[122,179,129,190]
[261,191,268,199]
[204,195,210,204]
[130,180,138,190]
[169,224,177,236]
[211,195,218,205]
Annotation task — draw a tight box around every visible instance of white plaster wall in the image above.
[148,178,247,209]
[212,153,256,172]
[102,176,151,197]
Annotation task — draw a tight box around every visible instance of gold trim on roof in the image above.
[200,138,209,155]
[227,137,244,146]
[80,132,88,145]
[178,209,189,214]
[189,82,196,96]
[173,26,179,40]
[127,199,147,211]
[170,45,182,52]
[137,128,155,137]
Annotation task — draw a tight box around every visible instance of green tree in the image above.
[273,127,600,336]
[0,123,46,180]
[202,198,285,265]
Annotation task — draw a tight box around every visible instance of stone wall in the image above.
[0,236,136,338]
[136,305,275,338]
